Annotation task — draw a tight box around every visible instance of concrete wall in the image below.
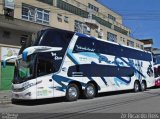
[0,27,30,46]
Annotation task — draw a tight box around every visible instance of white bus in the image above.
[4,28,155,101]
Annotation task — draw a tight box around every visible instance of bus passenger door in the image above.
[36,58,54,99]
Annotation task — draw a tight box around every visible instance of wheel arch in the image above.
[142,80,147,88]
[87,81,99,94]
[68,81,82,93]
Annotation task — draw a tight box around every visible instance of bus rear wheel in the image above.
[141,81,146,91]
[134,81,140,92]
[84,83,96,99]
[66,84,79,101]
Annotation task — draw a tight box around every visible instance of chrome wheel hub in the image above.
[135,83,139,91]
[87,86,94,96]
[141,83,145,90]
[68,87,77,98]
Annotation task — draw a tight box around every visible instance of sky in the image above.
[98,0,160,48]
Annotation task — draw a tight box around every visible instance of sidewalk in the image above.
[0,90,12,104]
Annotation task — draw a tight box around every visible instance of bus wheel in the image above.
[141,81,146,91]
[134,81,140,92]
[84,83,96,99]
[66,84,79,101]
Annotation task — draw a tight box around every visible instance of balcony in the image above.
[84,18,98,29]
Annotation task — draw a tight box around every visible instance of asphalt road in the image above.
[0,88,160,119]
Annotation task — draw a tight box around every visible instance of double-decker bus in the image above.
[3,28,155,101]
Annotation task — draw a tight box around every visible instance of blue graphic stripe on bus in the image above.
[88,77,101,90]
[117,57,146,78]
[114,77,132,86]
[100,77,108,86]
[91,61,131,86]
[79,52,99,59]
[67,49,79,65]
[78,52,125,66]
[52,75,86,92]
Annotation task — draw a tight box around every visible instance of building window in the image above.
[107,32,117,42]
[114,25,128,36]
[136,43,140,48]
[56,0,112,30]
[108,14,116,21]
[92,15,112,29]
[37,0,53,5]
[140,45,144,50]
[22,3,49,24]
[57,14,62,22]
[57,0,88,18]
[127,40,134,47]
[123,38,125,43]
[98,29,103,39]
[3,31,10,38]
[64,16,69,23]
[74,20,90,35]
[20,35,28,45]
[88,3,99,12]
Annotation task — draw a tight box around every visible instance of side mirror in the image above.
[2,60,6,68]
[22,46,62,61]
[22,50,28,61]
[2,55,17,68]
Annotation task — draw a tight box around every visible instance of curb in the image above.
[0,100,11,104]
[0,91,12,104]
[0,96,11,104]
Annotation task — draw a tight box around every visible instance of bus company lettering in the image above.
[76,45,95,52]
[51,52,63,60]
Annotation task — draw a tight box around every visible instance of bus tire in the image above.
[134,81,140,92]
[141,81,146,91]
[84,83,96,99]
[66,83,79,101]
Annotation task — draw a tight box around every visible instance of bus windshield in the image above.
[14,55,36,83]
[13,29,74,83]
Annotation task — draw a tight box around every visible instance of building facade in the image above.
[0,0,144,90]
[140,39,153,51]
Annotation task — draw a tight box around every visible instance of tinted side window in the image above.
[37,53,59,76]
[39,30,65,47]
[73,36,152,61]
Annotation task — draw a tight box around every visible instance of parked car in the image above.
[155,77,160,87]
[154,64,160,87]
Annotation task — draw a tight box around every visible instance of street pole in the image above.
[0,47,1,90]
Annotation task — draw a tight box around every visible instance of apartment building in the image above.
[140,39,153,51]
[0,0,144,90]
